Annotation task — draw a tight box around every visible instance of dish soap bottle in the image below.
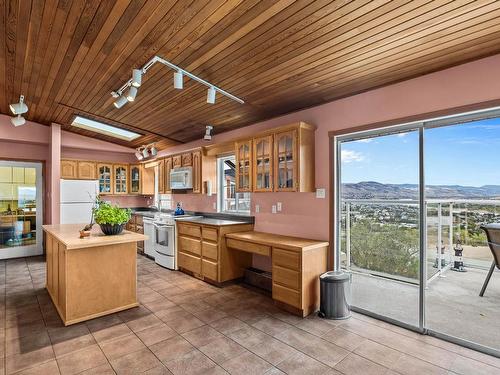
[174,202,184,216]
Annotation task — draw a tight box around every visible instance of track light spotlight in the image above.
[126,86,138,102]
[142,147,149,158]
[173,70,183,89]
[150,145,157,156]
[11,115,26,127]
[135,150,144,160]
[10,95,28,115]
[131,69,142,87]
[113,95,128,108]
[204,125,213,141]
[207,87,216,104]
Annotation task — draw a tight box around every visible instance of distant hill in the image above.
[342,181,500,199]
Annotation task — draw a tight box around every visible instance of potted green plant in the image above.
[93,200,131,236]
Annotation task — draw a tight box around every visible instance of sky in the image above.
[340,117,500,186]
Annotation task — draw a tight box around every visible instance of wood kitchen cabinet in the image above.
[158,159,165,194]
[61,160,78,179]
[172,155,182,169]
[181,152,192,167]
[129,165,141,194]
[192,150,201,194]
[77,161,96,180]
[97,163,113,195]
[235,140,252,192]
[113,164,128,194]
[253,135,273,192]
[274,130,297,191]
[164,157,172,194]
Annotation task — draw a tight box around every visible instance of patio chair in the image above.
[479,224,500,297]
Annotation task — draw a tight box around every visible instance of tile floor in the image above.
[2,255,500,374]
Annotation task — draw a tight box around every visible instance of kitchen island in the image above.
[42,224,146,326]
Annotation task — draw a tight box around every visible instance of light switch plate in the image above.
[277,202,282,211]
[316,188,326,199]
[272,205,277,214]
[255,204,260,213]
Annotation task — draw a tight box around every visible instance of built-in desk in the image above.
[226,231,328,317]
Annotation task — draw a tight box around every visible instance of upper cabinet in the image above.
[192,150,202,194]
[158,159,165,194]
[97,163,113,194]
[253,135,273,192]
[182,153,192,167]
[164,157,172,194]
[78,161,96,180]
[61,160,78,179]
[172,155,182,169]
[234,122,315,193]
[113,164,128,194]
[235,140,252,192]
[129,165,141,194]
[274,130,297,191]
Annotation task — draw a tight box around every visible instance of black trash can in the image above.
[319,271,351,320]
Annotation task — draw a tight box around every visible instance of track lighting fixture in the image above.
[126,86,138,102]
[174,70,183,89]
[111,55,244,108]
[204,125,213,141]
[11,115,26,127]
[207,87,216,104]
[135,143,158,160]
[113,95,128,108]
[131,69,142,87]
[9,95,28,126]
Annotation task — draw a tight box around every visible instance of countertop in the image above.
[42,224,147,250]
[175,217,252,226]
[226,231,329,251]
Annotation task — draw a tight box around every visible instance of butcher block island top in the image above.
[42,224,146,326]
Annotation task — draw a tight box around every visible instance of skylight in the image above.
[71,116,141,141]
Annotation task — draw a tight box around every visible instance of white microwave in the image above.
[170,167,193,190]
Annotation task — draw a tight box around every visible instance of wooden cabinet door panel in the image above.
[173,155,182,168]
[177,223,201,238]
[235,140,252,192]
[192,150,201,194]
[77,161,96,180]
[202,241,218,261]
[158,160,165,194]
[273,248,301,270]
[97,163,113,194]
[202,259,218,281]
[202,227,218,242]
[178,252,201,274]
[179,236,201,256]
[164,157,172,194]
[61,160,78,179]
[253,135,273,192]
[274,130,298,192]
[129,165,141,194]
[273,283,300,308]
[273,265,300,290]
[181,153,192,166]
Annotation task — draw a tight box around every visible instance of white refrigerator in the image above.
[60,180,99,224]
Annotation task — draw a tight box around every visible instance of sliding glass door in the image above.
[338,129,422,328]
[334,108,500,355]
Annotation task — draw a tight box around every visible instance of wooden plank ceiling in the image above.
[2,0,500,150]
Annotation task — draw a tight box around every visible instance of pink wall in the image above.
[161,53,500,241]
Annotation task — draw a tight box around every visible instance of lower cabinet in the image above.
[127,214,144,253]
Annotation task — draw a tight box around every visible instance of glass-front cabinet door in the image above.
[130,165,141,194]
[274,130,297,191]
[235,140,252,192]
[253,135,273,192]
[97,163,112,194]
[113,164,128,194]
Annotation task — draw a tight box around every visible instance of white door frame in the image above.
[0,160,43,259]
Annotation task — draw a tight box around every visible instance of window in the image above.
[71,116,141,141]
[217,155,250,214]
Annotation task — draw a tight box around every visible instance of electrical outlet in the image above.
[255,204,260,213]
[316,188,326,199]
[272,205,277,214]
[277,202,282,211]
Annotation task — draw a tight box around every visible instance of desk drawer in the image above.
[226,238,271,256]
[202,241,218,261]
[273,248,300,271]
[273,265,300,290]
[179,236,201,256]
[202,259,218,281]
[273,283,300,308]
[202,227,218,242]
[178,223,201,238]
[178,252,201,274]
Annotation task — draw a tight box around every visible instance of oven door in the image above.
[154,223,175,256]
